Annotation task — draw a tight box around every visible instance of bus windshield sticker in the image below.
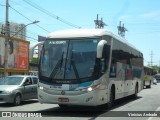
[49,41,66,45]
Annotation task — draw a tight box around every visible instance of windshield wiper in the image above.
[60,52,64,70]
[71,59,80,82]
[68,52,80,83]
[49,52,64,79]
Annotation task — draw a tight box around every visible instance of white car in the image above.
[154,74,160,84]
[153,78,157,85]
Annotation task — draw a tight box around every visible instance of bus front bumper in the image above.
[38,89,108,106]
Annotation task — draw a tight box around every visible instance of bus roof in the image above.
[47,29,143,57]
[48,29,135,47]
[48,29,113,38]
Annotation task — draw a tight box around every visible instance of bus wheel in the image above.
[133,85,138,99]
[107,88,114,108]
[148,81,151,88]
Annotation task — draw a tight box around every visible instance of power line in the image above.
[22,0,81,29]
[0,28,38,43]
[127,31,160,35]
[9,5,50,33]
[0,3,5,6]
[27,30,40,36]
[1,2,48,42]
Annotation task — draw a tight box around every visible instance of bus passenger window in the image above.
[110,60,116,78]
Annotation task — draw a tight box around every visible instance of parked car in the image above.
[143,75,152,88]
[153,78,157,85]
[0,75,38,106]
[154,74,160,83]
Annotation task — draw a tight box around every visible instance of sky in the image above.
[0,0,160,66]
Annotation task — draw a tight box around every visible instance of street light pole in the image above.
[4,20,40,76]
[4,0,9,76]
[11,20,40,38]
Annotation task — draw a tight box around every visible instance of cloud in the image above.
[140,10,160,18]
[118,15,133,21]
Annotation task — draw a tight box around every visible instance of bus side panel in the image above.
[113,62,143,99]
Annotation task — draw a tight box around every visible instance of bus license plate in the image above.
[58,98,69,102]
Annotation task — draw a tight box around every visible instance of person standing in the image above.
[0,38,5,67]
[7,41,15,68]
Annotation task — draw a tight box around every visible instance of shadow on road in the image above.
[35,96,142,117]
[21,99,39,105]
[0,99,38,107]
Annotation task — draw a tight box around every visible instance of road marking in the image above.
[148,107,160,120]
[114,97,143,111]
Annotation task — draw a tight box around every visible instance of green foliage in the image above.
[151,65,160,75]
[30,58,39,64]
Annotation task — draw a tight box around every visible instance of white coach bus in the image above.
[38,29,143,108]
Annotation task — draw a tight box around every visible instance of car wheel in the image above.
[14,94,21,106]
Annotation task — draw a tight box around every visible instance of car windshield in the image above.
[39,38,98,83]
[0,77,24,85]
[154,75,160,80]
[154,75,160,83]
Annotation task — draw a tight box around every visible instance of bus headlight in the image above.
[87,84,101,92]
[39,86,44,91]
[87,87,93,92]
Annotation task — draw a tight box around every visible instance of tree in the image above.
[151,65,160,75]
[30,58,39,65]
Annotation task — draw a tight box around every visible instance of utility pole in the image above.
[5,0,9,37]
[4,0,10,76]
[94,14,99,29]
[150,51,154,66]
[117,21,128,38]
[159,60,160,73]
[118,21,122,35]
[94,14,107,29]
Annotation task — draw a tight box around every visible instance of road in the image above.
[0,84,160,120]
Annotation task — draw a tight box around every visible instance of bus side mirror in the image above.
[97,40,107,59]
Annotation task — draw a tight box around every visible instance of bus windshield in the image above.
[39,38,99,84]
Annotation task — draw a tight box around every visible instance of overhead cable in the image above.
[9,5,50,33]
[23,0,81,29]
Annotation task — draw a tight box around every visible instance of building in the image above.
[0,22,26,40]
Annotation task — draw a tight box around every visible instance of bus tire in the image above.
[107,87,114,108]
[146,81,151,88]
[143,81,145,89]
[132,84,138,99]
[58,104,68,108]
[148,81,151,88]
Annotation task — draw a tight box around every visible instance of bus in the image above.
[143,66,153,88]
[38,29,143,108]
